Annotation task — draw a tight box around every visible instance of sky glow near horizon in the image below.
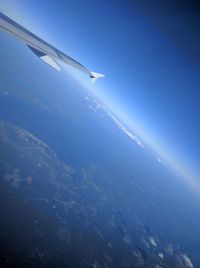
[0,1,200,191]
[64,66,200,192]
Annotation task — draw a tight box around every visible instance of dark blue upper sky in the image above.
[1,0,200,188]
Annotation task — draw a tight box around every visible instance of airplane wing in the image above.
[0,12,104,82]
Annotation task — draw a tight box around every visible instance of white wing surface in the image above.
[0,12,104,82]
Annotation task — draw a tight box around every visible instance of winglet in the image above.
[90,71,105,83]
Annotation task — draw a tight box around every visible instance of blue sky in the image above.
[1,1,200,187]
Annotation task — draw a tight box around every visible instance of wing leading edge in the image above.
[0,12,104,82]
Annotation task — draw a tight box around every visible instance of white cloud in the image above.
[106,112,144,148]
[156,157,162,163]
[149,236,157,247]
[88,105,97,112]
[156,156,166,165]
[90,98,144,148]
[181,254,193,268]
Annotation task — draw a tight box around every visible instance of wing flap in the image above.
[40,55,61,71]
[27,45,61,71]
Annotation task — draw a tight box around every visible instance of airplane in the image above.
[0,12,104,83]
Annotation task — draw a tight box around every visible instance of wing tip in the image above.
[90,71,105,83]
